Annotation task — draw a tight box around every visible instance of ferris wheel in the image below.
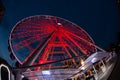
[8,15,96,68]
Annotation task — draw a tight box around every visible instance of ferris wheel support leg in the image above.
[22,31,55,66]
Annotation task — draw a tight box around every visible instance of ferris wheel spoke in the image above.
[15,27,43,32]
[11,32,42,39]
[59,36,78,65]
[12,30,54,39]
[64,29,105,52]
[12,36,42,51]
[66,33,93,53]
[62,36,81,57]
[59,35,74,58]
[12,31,56,52]
[60,25,91,42]
[62,27,92,44]
[63,31,87,54]
[12,30,44,37]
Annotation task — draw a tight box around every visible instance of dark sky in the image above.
[0,0,120,66]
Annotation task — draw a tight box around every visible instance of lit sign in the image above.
[42,70,51,75]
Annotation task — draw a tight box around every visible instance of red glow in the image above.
[9,15,96,68]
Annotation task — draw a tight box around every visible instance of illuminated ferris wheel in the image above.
[8,15,97,68]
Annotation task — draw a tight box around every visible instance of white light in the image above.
[81,66,85,70]
[81,59,84,65]
[21,75,24,78]
[42,71,51,75]
[57,23,62,25]
[91,58,97,63]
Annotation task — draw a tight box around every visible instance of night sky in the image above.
[0,0,120,66]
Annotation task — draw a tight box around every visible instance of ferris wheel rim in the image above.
[9,15,97,64]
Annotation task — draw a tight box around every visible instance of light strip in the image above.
[0,64,11,80]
